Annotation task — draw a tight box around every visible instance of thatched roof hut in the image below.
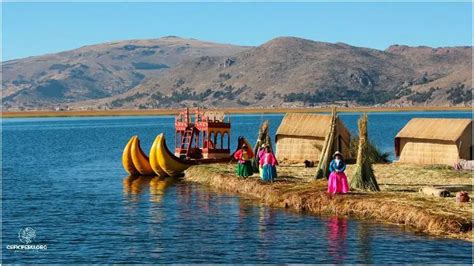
[275,113,351,162]
[395,118,472,165]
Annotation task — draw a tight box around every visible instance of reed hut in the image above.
[395,118,472,165]
[275,113,351,163]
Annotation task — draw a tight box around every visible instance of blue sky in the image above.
[2,2,472,61]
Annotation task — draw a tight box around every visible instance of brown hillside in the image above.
[3,37,472,110]
[92,38,471,109]
[2,36,249,109]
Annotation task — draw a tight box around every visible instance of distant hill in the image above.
[2,37,249,109]
[2,36,472,110]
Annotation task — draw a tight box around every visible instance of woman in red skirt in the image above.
[327,151,349,194]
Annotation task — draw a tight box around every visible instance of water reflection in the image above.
[177,182,192,205]
[123,175,152,195]
[326,217,348,264]
[239,200,252,223]
[122,175,138,194]
[257,207,277,261]
[150,177,177,203]
[195,190,208,213]
[357,223,373,264]
[123,175,176,202]
[258,207,277,238]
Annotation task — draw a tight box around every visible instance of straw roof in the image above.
[395,118,472,142]
[276,113,349,138]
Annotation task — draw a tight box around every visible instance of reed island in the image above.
[185,163,472,241]
[121,108,472,241]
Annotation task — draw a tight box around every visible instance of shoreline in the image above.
[2,106,471,118]
[184,163,472,242]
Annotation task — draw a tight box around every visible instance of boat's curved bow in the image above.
[122,135,156,176]
[151,133,192,177]
[149,135,169,178]
[122,136,139,175]
[130,136,155,176]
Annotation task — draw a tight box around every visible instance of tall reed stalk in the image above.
[350,113,380,191]
[252,120,272,172]
[315,108,337,179]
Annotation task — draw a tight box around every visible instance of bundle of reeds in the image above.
[315,108,337,179]
[252,120,273,172]
[350,113,380,191]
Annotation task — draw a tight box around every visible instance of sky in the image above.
[2,2,472,61]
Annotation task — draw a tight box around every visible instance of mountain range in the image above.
[2,36,472,110]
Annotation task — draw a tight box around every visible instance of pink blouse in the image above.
[259,152,278,166]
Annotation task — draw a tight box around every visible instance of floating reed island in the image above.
[184,163,472,241]
[119,107,472,241]
[185,112,473,241]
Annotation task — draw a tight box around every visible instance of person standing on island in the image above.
[234,143,254,178]
[257,144,266,177]
[260,145,278,182]
[327,151,349,194]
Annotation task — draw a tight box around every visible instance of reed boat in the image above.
[122,135,155,176]
[151,133,192,177]
[122,133,251,177]
[122,136,139,176]
[122,108,252,177]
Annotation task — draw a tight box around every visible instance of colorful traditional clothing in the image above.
[234,147,254,178]
[259,151,278,182]
[327,158,349,194]
[257,148,265,177]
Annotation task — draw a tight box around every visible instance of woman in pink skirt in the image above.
[327,151,349,194]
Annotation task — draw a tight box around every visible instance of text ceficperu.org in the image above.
[6,244,48,250]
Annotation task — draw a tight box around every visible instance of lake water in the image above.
[2,111,472,263]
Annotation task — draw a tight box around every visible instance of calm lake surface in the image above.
[2,111,472,263]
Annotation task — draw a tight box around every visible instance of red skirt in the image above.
[327,171,349,194]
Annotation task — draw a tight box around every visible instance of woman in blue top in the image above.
[327,151,349,194]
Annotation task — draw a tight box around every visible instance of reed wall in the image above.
[398,139,460,165]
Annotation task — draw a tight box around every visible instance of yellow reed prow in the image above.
[122,136,139,175]
[130,136,155,176]
[152,134,191,177]
[149,135,168,177]
[122,134,192,177]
